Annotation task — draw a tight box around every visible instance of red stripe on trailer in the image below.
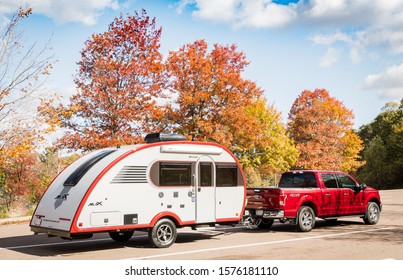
[216,218,241,223]
[149,211,195,227]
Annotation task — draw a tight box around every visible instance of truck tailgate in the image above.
[246,188,283,210]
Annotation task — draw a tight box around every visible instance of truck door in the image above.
[336,174,363,215]
[320,173,340,216]
[194,156,216,224]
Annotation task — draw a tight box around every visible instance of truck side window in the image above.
[279,173,318,188]
[337,174,358,189]
[321,174,338,188]
[159,162,191,186]
[216,164,237,187]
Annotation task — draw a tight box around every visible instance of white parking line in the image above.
[126,227,396,260]
[0,227,241,251]
[1,226,396,257]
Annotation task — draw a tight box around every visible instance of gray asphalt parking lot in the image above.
[0,189,402,260]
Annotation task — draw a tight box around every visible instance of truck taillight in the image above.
[279,194,286,206]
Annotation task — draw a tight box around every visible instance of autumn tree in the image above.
[0,7,54,214]
[0,130,37,212]
[41,10,165,151]
[163,40,262,144]
[288,89,363,172]
[163,40,298,185]
[240,99,299,186]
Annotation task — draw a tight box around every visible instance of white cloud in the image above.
[178,0,299,28]
[305,0,403,64]
[310,32,352,45]
[193,0,240,23]
[179,0,403,66]
[0,0,119,25]
[364,62,403,99]
[237,0,298,28]
[319,47,342,67]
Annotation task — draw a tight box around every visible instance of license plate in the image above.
[33,217,42,226]
[256,210,264,216]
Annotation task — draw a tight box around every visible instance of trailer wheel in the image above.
[149,218,177,248]
[257,219,274,229]
[363,202,380,225]
[109,230,134,242]
[296,206,315,232]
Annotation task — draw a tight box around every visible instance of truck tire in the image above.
[109,230,134,242]
[296,206,315,232]
[257,219,274,229]
[149,218,177,248]
[363,202,380,225]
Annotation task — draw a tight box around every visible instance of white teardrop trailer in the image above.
[30,133,246,248]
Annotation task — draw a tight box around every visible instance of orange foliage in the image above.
[288,89,363,172]
[43,10,165,151]
[164,39,263,147]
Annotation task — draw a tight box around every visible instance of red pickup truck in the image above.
[244,170,382,232]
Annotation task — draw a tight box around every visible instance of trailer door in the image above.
[195,156,216,224]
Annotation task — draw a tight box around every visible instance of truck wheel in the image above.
[149,218,177,248]
[109,230,134,242]
[257,219,274,229]
[296,206,315,232]
[363,202,380,225]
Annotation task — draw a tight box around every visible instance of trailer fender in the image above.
[149,212,195,228]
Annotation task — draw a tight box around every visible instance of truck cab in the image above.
[244,170,382,232]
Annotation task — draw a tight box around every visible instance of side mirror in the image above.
[353,183,366,192]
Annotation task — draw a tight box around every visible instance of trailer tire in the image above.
[257,219,274,229]
[296,206,315,232]
[363,202,380,225]
[149,218,177,248]
[109,230,134,242]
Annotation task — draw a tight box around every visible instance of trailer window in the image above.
[216,165,238,187]
[63,150,115,187]
[160,163,191,186]
[199,162,212,187]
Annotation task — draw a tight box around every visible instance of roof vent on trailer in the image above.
[144,132,187,143]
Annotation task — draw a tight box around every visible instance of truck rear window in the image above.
[278,173,318,188]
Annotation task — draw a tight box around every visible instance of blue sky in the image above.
[2,0,403,128]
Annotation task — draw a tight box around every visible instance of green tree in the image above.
[358,100,403,188]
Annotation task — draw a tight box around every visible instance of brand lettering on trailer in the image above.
[55,193,69,200]
[88,201,103,206]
